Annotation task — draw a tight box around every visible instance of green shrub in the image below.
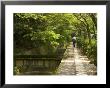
[76,37,97,66]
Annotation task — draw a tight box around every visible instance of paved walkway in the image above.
[56,42,97,75]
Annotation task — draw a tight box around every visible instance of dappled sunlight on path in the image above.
[56,42,97,75]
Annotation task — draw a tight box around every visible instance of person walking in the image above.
[72,36,76,48]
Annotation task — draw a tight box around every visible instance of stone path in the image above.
[56,42,97,75]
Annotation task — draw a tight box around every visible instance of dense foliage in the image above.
[74,13,97,66]
[14,13,97,66]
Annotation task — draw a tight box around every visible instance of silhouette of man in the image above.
[72,36,76,47]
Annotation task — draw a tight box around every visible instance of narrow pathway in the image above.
[56,42,97,75]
